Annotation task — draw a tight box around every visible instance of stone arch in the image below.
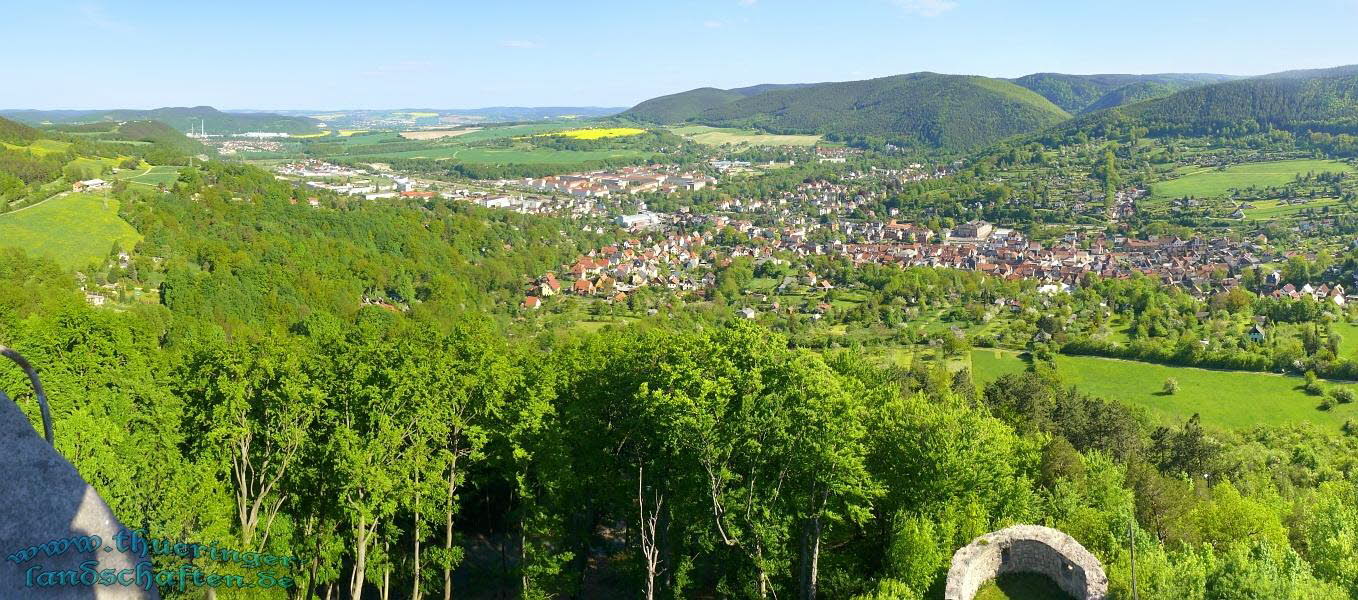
[943,524,1107,600]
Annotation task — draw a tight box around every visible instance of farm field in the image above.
[1242,197,1343,220]
[399,128,481,140]
[115,165,182,187]
[969,349,1358,432]
[2,139,73,156]
[1151,159,1356,201]
[349,145,651,165]
[668,125,822,146]
[0,192,141,269]
[540,127,646,140]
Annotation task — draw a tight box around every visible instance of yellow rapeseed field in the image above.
[291,131,331,138]
[549,127,647,140]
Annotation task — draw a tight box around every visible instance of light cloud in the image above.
[500,40,541,49]
[891,0,958,17]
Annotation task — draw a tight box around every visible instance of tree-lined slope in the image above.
[1,106,321,135]
[1010,73,1236,113]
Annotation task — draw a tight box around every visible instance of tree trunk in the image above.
[351,515,374,600]
[414,467,422,600]
[800,516,822,600]
[443,454,459,600]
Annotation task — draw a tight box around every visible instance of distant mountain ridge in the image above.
[0,106,320,135]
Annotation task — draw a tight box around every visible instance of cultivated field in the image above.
[668,125,822,146]
[542,127,647,140]
[350,145,651,165]
[1152,159,1356,200]
[399,128,481,140]
[0,192,141,269]
[116,165,182,187]
[970,349,1358,431]
[2,139,73,156]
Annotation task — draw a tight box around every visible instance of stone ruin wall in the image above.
[943,524,1108,600]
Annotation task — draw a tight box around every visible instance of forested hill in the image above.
[626,73,1069,152]
[622,82,813,124]
[1009,73,1237,113]
[0,106,322,135]
[706,73,1070,152]
[1072,65,1358,138]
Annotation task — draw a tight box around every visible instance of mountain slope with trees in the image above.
[1010,73,1236,113]
[1071,65,1358,138]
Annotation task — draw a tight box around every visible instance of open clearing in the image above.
[969,349,1358,432]
[1152,159,1356,200]
[0,192,141,269]
[668,125,822,146]
[116,165,181,187]
[400,128,481,140]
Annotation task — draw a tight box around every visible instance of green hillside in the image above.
[0,191,141,269]
[1082,79,1214,112]
[622,87,749,124]
[692,73,1070,152]
[1010,73,1235,113]
[1077,65,1358,136]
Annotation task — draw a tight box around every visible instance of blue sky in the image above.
[4,0,1357,110]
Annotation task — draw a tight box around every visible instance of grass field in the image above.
[351,145,651,165]
[668,125,822,146]
[975,573,1073,600]
[115,165,181,187]
[0,192,141,269]
[1152,159,1356,200]
[1243,197,1343,220]
[969,349,1358,431]
[2,139,74,156]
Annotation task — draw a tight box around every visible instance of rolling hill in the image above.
[1075,64,1358,136]
[626,73,1070,152]
[622,83,813,124]
[0,106,321,135]
[1009,73,1237,113]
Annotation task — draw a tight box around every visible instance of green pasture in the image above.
[115,165,182,187]
[1152,159,1355,201]
[2,139,73,156]
[969,349,1358,432]
[1242,197,1343,220]
[0,192,141,269]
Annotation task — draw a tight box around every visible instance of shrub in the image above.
[1320,396,1337,411]
[1331,387,1356,404]
[1163,378,1179,395]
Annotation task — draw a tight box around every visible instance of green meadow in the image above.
[0,192,141,269]
[969,349,1358,432]
[116,165,182,187]
[1152,159,1356,200]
